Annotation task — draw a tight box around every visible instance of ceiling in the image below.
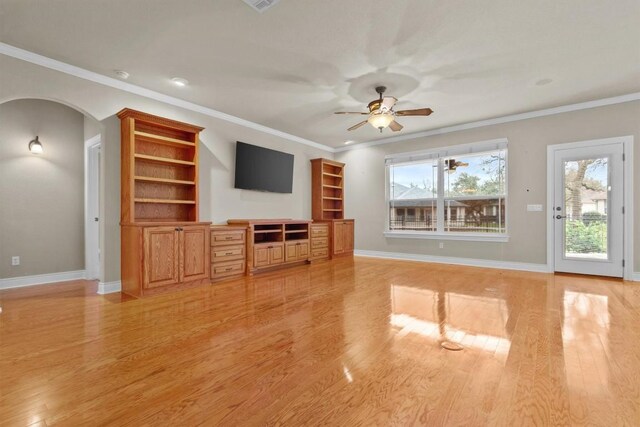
[1,0,639,148]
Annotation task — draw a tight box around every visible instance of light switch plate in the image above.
[11,256,20,266]
[527,204,543,212]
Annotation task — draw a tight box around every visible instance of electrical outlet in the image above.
[11,256,20,266]
[439,242,444,249]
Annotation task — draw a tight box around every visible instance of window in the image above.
[386,139,508,241]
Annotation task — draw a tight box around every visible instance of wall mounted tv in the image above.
[234,141,294,193]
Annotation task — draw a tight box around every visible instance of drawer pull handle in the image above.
[225,252,234,255]
[224,236,233,240]
[224,267,233,272]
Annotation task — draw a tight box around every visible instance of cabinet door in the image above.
[297,241,309,259]
[254,246,270,267]
[333,222,345,255]
[344,222,354,253]
[270,245,284,265]
[285,242,298,262]
[143,227,180,288]
[180,225,210,282]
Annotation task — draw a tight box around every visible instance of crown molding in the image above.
[335,92,640,152]
[3,42,639,155]
[0,42,334,153]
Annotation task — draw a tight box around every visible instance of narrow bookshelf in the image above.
[311,158,345,220]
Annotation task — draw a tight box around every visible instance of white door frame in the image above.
[84,134,101,280]
[546,136,634,280]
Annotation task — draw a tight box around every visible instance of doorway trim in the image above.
[546,136,634,280]
[85,134,101,280]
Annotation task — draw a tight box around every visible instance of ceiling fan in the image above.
[334,86,433,133]
[445,158,469,174]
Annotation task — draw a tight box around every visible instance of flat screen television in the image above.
[234,141,294,193]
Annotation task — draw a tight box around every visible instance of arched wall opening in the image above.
[0,97,107,288]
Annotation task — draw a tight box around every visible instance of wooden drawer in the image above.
[310,224,329,237]
[212,260,245,279]
[311,237,328,248]
[212,230,245,246]
[311,248,329,259]
[212,245,245,262]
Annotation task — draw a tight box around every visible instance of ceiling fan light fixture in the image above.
[368,112,394,131]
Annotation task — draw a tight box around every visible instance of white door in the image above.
[85,143,101,279]
[553,142,624,277]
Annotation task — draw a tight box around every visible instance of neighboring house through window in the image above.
[385,139,508,241]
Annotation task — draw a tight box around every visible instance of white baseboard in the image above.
[632,272,640,282]
[0,270,86,290]
[97,280,121,294]
[354,250,551,273]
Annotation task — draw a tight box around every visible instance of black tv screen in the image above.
[234,141,294,193]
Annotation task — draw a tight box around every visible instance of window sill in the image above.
[384,231,509,242]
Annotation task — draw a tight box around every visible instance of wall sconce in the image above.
[29,136,43,154]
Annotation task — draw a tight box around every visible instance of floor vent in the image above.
[242,0,281,13]
[441,341,464,351]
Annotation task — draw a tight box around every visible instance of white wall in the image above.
[0,99,85,278]
[336,101,639,272]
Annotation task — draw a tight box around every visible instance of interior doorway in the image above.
[85,135,101,280]
[547,137,633,279]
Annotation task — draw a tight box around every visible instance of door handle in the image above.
[555,215,566,219]
[94,217,99,222]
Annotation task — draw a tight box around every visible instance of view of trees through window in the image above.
[563,158,608,258]
[389,149,507,234]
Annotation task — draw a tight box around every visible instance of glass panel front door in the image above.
[553,141,624,278]
[563,156,609,260]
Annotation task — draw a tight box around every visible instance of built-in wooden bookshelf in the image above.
[311,158,345,220]
[118,109,210,298]
[118,108,204,224]
[311,158,354,258]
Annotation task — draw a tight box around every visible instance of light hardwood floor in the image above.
[1,257,639,426]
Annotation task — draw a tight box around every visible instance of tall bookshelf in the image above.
[118,108,204,224]
[311,158,345,220]
[117,109,210,298]
[310,158,354,258]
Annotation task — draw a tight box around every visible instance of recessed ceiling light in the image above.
[344,140,355,145]
[114,70,129,80]
[171,77,189,87]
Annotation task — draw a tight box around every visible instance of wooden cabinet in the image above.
[310,223,329,261]
[180,226,209,282]
[119,109,211,297]
[255,243,285,267]
[123,223,210,297]
[143,226,180,288]
[285,240,309,262]
[227,219,312,275]
[333,220,354,255]
[211,226,246,282]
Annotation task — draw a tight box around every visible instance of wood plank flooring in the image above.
[1,257,639,426]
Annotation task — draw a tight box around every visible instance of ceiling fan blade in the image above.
[389,120,403,132]
[347,120,368,131]
[380,96,398,112]
[396,108,434,116]
[334,111,368,115]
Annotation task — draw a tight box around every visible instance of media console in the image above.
[226,219,314,275]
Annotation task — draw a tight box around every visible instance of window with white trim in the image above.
[386,140,508,239]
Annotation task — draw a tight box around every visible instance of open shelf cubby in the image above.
[284,223,309,241]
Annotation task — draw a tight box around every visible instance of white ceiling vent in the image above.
[242,0,281,13]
